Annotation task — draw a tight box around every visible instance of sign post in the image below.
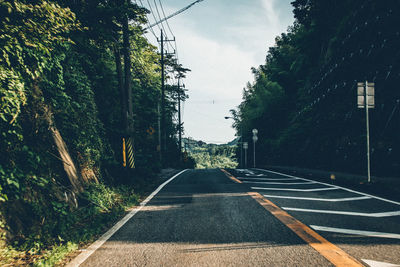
[243,142,248,168]
[357,81,375,183]
[252,129,258,168]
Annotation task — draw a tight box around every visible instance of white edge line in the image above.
[254,168,400,206]
[66,169,188,267]
[263,195,371,202]
[282,207,400,217]
[310,225,400,240]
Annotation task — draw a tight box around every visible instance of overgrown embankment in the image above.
[0,1,190,265]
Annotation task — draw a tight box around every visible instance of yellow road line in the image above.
[249,191,364,267]
[221,169,364,267]
[220,169,242,184]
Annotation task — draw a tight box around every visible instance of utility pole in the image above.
[157,103,162,163]
[123,9,133,135]
[158,30,175,166]
[160,30,166,158]
[178,79,182,160]
[224,116,243,168]
[120,2,135,169]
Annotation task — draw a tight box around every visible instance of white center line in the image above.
[283,207,400,217]
[263,195,372,202]
[310,225,400,239]
[251,186,338,192]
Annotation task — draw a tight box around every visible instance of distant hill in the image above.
[182,137,238,169]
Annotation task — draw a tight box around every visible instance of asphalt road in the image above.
[70,169,400,267]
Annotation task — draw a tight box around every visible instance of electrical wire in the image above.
[158,0,175,39]
[136,0,159,40]
[146,0,163,33]
[152,0,176,53]
[153,0,169,40]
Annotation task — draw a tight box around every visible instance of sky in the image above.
[141,0,294,144]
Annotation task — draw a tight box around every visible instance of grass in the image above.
[0,169,174,267]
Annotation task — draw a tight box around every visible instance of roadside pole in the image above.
[365,81,371,183]
[243,142,248,168]
[252,129,258,168]
[357,81,375,183]
[178,79,182,161]
[240,126,243,168]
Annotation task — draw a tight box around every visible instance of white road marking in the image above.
[66,169,188,267]
[254,168,400,206]
[310,225,400,239]
[283,207,400,217]
[362,259,400,267]
[238,177,298,181]
[251,186,337,192]
[243,181,316,185]
[263,195,371,202]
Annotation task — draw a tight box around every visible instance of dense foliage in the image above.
[0,0,189,264]
[234,0,400,176]
[184,138,237,169]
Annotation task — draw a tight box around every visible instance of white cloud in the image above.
[143,0,294,143]
[261,0,279,27]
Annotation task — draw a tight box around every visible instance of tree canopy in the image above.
[235,0,400,176]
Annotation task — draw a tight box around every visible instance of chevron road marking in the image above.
[283,207,400,217]
[263,195,371,202]
[251,186,338,192]
[311,225,400,240]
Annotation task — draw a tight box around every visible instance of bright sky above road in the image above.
[142,0,294,144]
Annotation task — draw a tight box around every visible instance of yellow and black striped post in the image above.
[122,138,127,167]
[126,137,135,169]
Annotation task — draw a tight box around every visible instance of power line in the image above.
[158,0,175,39]
[153,0,169,40]
[146,0,163,33]
[145,0,204,30]
[136,0,158,40]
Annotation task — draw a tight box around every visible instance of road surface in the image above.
[68,169,400,267]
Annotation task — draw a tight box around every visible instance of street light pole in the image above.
[240,126,243,168]
[225,116,243,168]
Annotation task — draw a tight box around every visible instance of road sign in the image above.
[357,81,374,183]
[147,126,155,135]
[252,129,258,135]
[252,136,258,142]
[357,82,375,108]
[243,142,248,149]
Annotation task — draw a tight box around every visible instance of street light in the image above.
[225,116,243,168]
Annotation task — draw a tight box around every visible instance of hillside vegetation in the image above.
[0,1,191,265]
[233,0,400,176]
[183,138,238,169]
